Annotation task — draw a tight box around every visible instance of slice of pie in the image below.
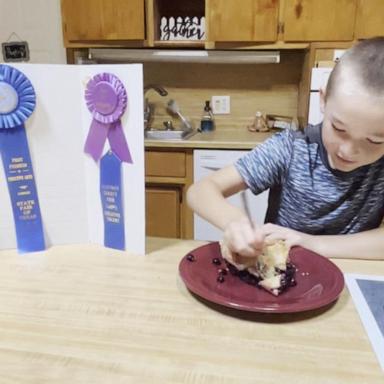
[220,240,296,296]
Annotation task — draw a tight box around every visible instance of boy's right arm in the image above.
[187,165,264,257]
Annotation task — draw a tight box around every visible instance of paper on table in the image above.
[345,274,384,372]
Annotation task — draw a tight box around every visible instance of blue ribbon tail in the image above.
[100,151,125,250]
[0,125,45,253]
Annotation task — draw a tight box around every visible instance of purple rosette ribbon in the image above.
[84,73,132,163]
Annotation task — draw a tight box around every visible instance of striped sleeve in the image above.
[235,129,294,194]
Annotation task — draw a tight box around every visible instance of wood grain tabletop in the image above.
[0,238,382,383]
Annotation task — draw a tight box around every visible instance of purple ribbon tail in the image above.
[108,120,133,163]
[84,119,110,161]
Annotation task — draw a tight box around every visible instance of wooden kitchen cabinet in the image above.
[145,186,181,238]
[61,0,145,43]
[61,0,383,50]
[206,0,359,45]
[354,0,384,39]
[145,149,194,239]
[283,0,357,42]
[207,0,279,42]
[146,0,205,47]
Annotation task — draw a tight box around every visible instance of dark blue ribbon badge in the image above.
[100,151,125,250]
[0,65,45,253]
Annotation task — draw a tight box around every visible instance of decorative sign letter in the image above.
[160,16,205,41]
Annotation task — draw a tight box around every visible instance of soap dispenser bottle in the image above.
[200,100,215,132]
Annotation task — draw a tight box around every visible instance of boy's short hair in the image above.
[326,37,384,100]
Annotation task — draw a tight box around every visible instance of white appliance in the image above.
[308,67,333,125]
[193,149,269,241]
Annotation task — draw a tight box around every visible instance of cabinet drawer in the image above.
[145,151,186,177]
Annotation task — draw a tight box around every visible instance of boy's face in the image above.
[320,81,384,172]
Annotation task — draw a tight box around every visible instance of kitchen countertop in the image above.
[0,238,383,383]
[145,128,274,149]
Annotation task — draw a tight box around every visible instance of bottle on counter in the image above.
[199,100,215,132]
[248,111,269,132]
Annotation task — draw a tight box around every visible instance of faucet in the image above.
[144,84,168,130]
[167,99,193,130]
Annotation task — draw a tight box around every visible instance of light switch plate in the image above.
[211,95,230,114]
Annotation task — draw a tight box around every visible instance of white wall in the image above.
[0,0,66,63]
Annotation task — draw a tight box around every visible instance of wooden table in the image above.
[0,238,383,383]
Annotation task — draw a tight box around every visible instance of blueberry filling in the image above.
[225,260,296,294]
[225,262,261,286]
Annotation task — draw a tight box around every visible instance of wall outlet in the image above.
[211,95,230,114]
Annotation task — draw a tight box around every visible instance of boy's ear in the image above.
[319,87,326,114]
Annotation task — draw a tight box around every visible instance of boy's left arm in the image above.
[262,223,384,260]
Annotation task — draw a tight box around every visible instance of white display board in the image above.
[0,64,145,255]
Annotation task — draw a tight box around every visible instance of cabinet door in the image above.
[355,0,384,39]
[145,186,181,238]
[208,0,279,42]
[283,0,357,41]
[61,0,145,42]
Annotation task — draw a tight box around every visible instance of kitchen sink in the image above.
[145,128,196,140]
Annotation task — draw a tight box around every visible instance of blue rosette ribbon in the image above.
[0,64,45,252]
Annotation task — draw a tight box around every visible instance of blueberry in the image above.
[226,263,239,276]
[217,275,225,283]
[186,254,195,262]
[239,272,259,286]
[218,268,227,275]
[212,258,221,266]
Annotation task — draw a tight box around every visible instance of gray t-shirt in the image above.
[235,124,384,235]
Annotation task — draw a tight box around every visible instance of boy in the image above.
[187,37,384,260]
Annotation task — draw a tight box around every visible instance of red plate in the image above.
[179,242,345,313]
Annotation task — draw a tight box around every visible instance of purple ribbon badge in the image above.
[84,73,132,163]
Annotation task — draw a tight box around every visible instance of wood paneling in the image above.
[355,0,384,39]
[207,0,279,42]
[146,0,155,47]
[297,48,312,128]
[181,151,194,239]
[312,42,353,65]
[283,0,357,42]
[61,0,145,42]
